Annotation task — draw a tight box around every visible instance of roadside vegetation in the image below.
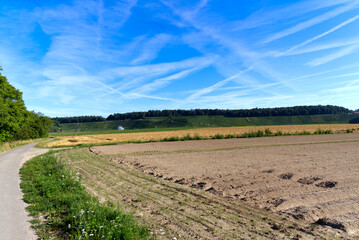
[20,151,150,240]
[0,138,42,153]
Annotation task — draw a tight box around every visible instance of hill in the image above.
[53,113,359,134]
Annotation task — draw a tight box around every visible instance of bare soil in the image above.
[91,133,359,237]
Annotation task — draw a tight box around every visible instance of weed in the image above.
[275,131,283,136]
[180,134,192,141]
[213,134,225,139]
[256,130,265,137]
[264,128,272,135]
[193,134,203,140]
[314,129,325,134]
[225,134,236,139]
[325,129,333,134]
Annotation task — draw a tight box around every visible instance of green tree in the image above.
[0,70,52,142]
[0,75,27,141]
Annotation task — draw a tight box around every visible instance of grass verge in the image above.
[0,139,42,153]
[20,151,150,239]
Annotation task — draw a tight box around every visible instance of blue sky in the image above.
[1,0,359,117]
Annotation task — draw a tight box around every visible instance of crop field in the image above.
[55,114,359,134]
[56,132,359,239]
[46,124,359,147]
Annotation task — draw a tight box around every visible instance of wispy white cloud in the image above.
[184,67,253,102]
[162,0,295,100]
[287,62,359,82]
[233,0,356,31]
[277,37,359,56]
[262,2,359,44]
[130,34,173,64]
[307,44,359,67]
[104,55,217,91]
[280,14,359,55]
[130,67,200,94]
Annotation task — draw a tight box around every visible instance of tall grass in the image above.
[20,152,150,239]
[0,139,38,153]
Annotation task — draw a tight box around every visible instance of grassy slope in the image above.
[57,114,359,134]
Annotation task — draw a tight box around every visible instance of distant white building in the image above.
[117,126,125,130]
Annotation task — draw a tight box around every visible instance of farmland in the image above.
[54,114,359,134]
[56,133,359,239]
[46,123,359,147]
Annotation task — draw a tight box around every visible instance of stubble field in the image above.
[57,131,359,239]
[47,124,359,147]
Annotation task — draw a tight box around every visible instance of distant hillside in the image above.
[53,105,352,124]
[53,114,359,134]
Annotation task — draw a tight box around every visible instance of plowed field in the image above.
[91,133,359,237]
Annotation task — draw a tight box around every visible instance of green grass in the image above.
[20,151,150,240]
[53,114,359,135]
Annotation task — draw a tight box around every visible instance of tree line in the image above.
[0,72,52,142]
[52,105,352,124]
[107,105,351,120]
[52,116,106,124]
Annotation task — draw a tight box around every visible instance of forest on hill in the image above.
[53,105,353,124]
[0,71,52,142]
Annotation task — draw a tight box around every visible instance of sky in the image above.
[1,0,359,117]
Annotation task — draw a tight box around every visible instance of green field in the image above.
[55,114,359,134]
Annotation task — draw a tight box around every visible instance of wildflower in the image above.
[68,224,71,229]
[62,175,64,178]
[80,209,85,215]
[89,233,94,236]
[99,226,103,228]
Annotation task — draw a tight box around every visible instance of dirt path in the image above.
[0,143,48,240]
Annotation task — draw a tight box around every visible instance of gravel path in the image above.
[0,143,48,240]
